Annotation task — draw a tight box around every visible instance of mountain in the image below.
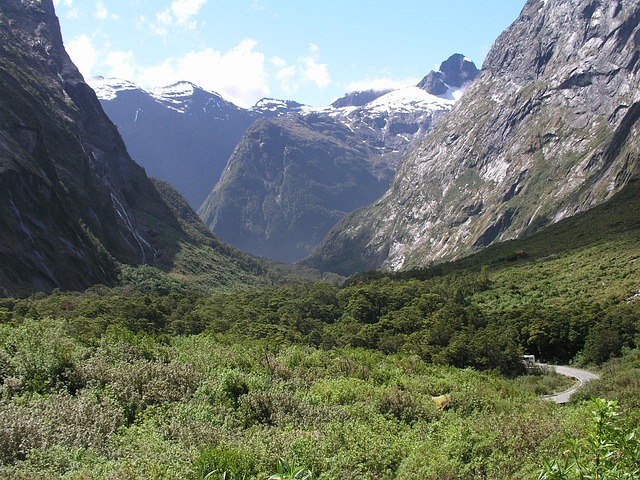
[89,78,257,209]
[197,114,389,262]
[304,0,640,275]
[199,55,478,262]
[0,0,271,295]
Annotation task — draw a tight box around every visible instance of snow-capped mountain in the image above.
[304,0,640,275]
[197,54,479,262]
[91,54,477,262]
[88,77,258,209]
[90,77,140,100]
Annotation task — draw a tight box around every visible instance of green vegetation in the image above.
[1,182,640,478]
[539,398,640,479]
[0,317,588,479]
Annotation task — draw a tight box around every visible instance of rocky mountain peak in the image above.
[417,53,479,95]
[439,53,480,87]
[0,0,231,294]
[331,90,393,108]
[305,0,640,275]
[1,0,81,83]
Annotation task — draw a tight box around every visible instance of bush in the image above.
[0,390,121,464]
[193,444,256,480]
[539,398,640,479]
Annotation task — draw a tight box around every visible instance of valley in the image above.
[0,0,639,478]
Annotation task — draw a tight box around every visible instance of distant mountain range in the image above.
[198,58,478,262]
[93,54,478,261]
[4,0,636,297]
[89,78,257,209]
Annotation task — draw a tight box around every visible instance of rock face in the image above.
[331,90,392,108]
[200,55,477,262]
[0,0,267,295]
[198,115,389,262]
[90,78,257,209]
[305,0,640,275]
[417,54,479,95]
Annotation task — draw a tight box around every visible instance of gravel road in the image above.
[540,365,600,404]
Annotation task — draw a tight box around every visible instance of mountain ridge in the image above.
[92,53,477,216]
[89,76,257,209]
[0,0,274,295]
[196,54,478,262]
[304,0,640,275]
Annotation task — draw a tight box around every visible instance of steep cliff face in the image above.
[91,78,258,209]
[0,0,268,295]
[306,0,640,275]
[198,115,389,262]
[200,55,477,262]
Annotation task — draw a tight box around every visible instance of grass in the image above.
[512,368,577,396]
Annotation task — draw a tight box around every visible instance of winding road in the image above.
[540,364,600,404]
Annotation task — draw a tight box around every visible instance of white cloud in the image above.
[65,32,269,107]
[104,50,137,80]
[138,39,269,107]
[270,56,287,68]
[269,46,332,96]
[299,44,331,90]
[65,34,98,78]
[66,8,81,19]
[148,0,207,36]
[95,2,119,21]
[301,57,330,89]
[171,0,207,24]
[276,65,299,93]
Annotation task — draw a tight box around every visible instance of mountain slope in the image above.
[305,0,640,275]
[200,55,477,262]
[0,0,272,295]
[90,78,257,209]
[198,114,390,262]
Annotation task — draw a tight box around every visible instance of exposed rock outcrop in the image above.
[199,55,477,262]
[417,53,479,95]
[305,0,640,275]
[0,0,269,294]
[198,115,389,262]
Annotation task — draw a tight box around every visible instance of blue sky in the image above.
[53,0,525,108]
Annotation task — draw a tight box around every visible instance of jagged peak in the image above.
[417,53,479,96]
[330,90,393,108]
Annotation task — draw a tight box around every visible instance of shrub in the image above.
[193,444,256,480]
[539,398,640,479]
[0,390,121,464]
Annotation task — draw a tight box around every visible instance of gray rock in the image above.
[0,0,269,294]
[305,0,640,275]
[417,53,479,94]
[200,56,477,262]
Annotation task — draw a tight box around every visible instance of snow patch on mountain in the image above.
[88,76,139,101]
[149,82,200,113]
[366,85,459,113]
